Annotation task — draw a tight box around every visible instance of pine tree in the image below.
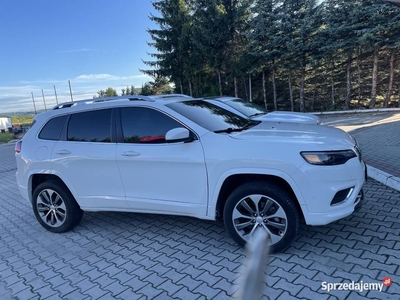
[247,0,281,110]
[142,0,194,93]
[192,0,252,96]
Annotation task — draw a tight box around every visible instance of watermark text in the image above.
[321,279,392,293]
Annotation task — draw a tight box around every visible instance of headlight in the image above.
[300,150,356,165]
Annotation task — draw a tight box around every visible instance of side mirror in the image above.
[165,127,193,143]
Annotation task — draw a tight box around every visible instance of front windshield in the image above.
[225,99,267,117]
[166,100,251,132]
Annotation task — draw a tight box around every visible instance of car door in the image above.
[116,106,208,217]
[52,108,127,210]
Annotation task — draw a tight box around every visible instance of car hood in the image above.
[230,122,355,148]
[253,111,320,124]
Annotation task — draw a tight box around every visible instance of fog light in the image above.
[331,187,354,206]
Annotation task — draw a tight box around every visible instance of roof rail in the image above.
[148,94,192,99]
[52,95,155,110]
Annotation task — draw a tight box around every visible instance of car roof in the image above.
[52,94,194,110]
[29,94,197,124]
[204,96,242,102]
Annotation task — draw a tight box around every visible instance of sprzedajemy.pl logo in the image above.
[321,277,392,293]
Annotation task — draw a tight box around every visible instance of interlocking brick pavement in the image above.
[0,143,17,173]
[320,111,400,190]
[1,143,400,299]
[351,121,400,178]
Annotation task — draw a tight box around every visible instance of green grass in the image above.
[0,132,15,143]
[11,115,35,125]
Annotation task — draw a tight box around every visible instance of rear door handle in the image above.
[121,151,140,157]
[56,150,71,155]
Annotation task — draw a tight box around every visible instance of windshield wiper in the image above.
[214,121,256,134]
[248,112,266,118]
[214,127,244,133]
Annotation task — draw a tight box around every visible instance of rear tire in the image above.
[223,181,300,253]
[32,181,83,233]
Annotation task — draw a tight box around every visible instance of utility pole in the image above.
[31,92,37,115]
[41,89,47,111]
[54,85,59,104]
[68,80,74,102]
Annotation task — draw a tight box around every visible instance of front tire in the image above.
[223,181,300,253]
[32,181,83,233]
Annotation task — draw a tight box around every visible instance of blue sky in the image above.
[0,1,158,114]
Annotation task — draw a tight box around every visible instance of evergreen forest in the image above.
[142,0,400,112]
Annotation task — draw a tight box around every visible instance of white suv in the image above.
[15,94,366,252]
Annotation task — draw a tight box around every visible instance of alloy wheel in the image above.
[232,194,288,245]
[36,189,67,227]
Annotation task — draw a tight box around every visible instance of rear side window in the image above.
[67,109,112,143]
[38,115,67,140]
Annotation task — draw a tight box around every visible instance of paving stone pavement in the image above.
[351,121,400,178]
[320,111,400,179]
[1,143,400,300]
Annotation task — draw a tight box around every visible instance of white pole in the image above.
[54,85,59,104]
[31,92,37,115]
[68,80,74,102]
[41,89,47,111]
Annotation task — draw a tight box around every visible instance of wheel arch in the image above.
[213,173,305,222]
[30,173,71,202]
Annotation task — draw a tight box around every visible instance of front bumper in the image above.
[294,158,366,226]
[354,189,364,212]
[364,161,368,182]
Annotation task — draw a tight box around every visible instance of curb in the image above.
[7,139,20,144]
[346,125,400,193]
[367,164,400,192]
[310,107,400,115]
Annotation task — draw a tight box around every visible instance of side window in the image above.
[38,115,67,140]
[67,109,112,143]
[121,107,183,144]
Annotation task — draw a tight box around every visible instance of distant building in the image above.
[0,117,12,131]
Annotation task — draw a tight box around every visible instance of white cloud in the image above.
[0,73,153,114]
[75,73,149,82]
[75,74,114,80]
[59,48,91,53]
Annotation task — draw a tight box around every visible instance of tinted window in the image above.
[166,100,250,132]
[67,109,112,142]
[38,115,67,140]
[121,107,182,143]
[225,99,267,117]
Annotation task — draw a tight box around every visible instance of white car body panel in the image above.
[52,141,128,210]
[204,97,321,124]
[116,140,208,216]
[254,110,320,124]
[291,158,365,224]
[199,123,364,223]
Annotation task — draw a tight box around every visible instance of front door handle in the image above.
[56,150,71,155]
[121,151,140,157]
